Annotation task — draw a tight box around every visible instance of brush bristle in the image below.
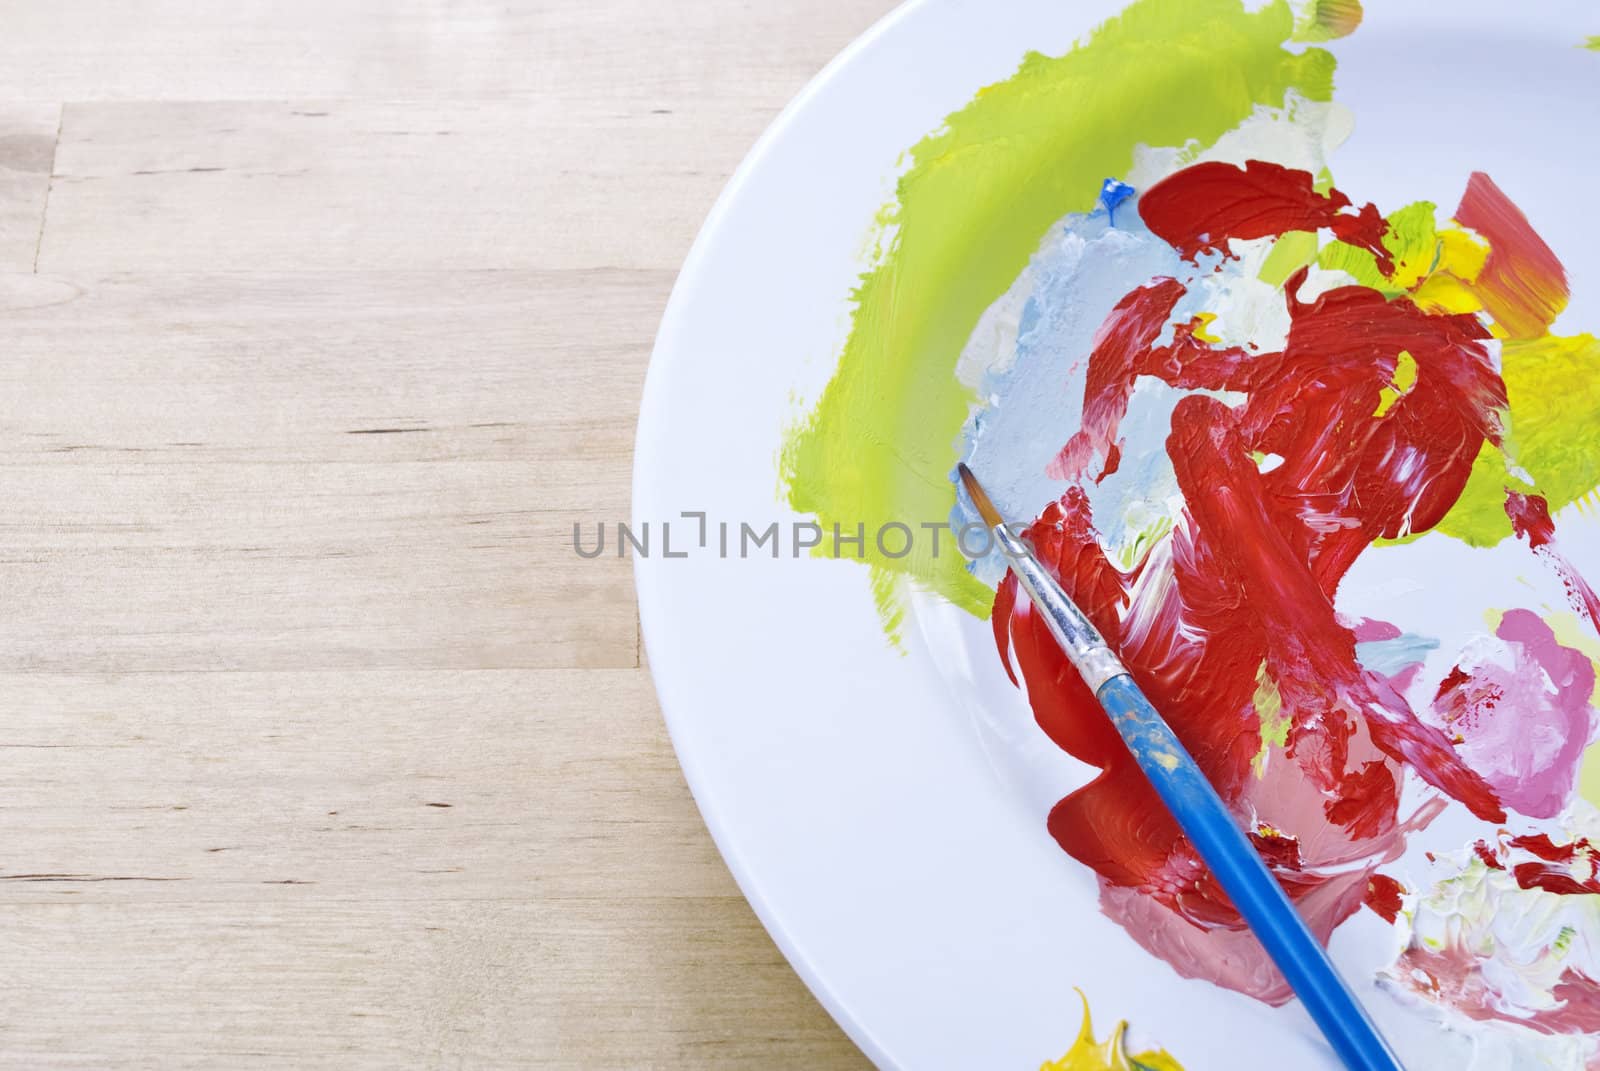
[956,463,1004,528]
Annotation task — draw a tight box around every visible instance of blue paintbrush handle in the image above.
[1096,673,1405,1071]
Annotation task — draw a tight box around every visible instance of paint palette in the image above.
[635,2,1600,1067]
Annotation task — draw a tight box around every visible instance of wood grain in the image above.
[0,668,857,1068]
[0,0,893,1065]
[0,1,890,106]
[0,897,852,1068]
[42,102,766,272]
[0,270,648,671]
[0,670,722,901]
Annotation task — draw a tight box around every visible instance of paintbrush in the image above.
[957,463,1406,1071]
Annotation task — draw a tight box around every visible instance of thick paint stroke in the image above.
[1454,171,1569,339]
[1138,161,1390,272]
[992,161,1600,1003]
[781,0,1340,635]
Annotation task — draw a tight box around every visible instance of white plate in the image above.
[634,3,1600,1067]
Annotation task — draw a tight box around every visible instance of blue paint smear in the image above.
[1354,633,1441,677]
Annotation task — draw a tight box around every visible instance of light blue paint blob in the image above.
[1354,633,1441,677]
[1082,379,1187,558]
[953,199,1184,583]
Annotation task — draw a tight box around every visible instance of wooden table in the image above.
[0,2,887,1065]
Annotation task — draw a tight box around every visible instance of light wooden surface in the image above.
[0,2,892,1066]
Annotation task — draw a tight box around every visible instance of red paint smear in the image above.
[986,161,1600,1003]
[1506,489,1557,549]
[1364,874,1404,924]
[1394,942,1600,1036]
[1250,827,1303,871]
[1471,833,1600,895]
[1433,665,1474,703]
[1510,864,1594,895]
[1138,160,1393,275]
[1542,974,1600,1035]
[1505,832,1600,895]
[1509,831,1588,862]
[1454,171,1569,339]
[1506,491,1600,631]
[1325,761,1401,840]
[1049,279,1255,481]
[1510,864,1600,895]
[1166,385,1501,820]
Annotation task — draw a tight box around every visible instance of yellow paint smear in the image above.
[1042,993,1185,1071]
[1374,350,1417,417]
[1437,334,1600,545]
[1252,663,1289,777]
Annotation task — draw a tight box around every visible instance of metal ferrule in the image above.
[992,524,1127,692]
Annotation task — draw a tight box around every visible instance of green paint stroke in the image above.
[1586,36,1600,51]
[1318,199,1439,296]
[1258,229,1319,287]
[780,0,1342,636]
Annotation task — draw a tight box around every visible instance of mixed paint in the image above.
[782,0,1600,1065]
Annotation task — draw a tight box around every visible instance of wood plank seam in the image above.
[30,104,61,273]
